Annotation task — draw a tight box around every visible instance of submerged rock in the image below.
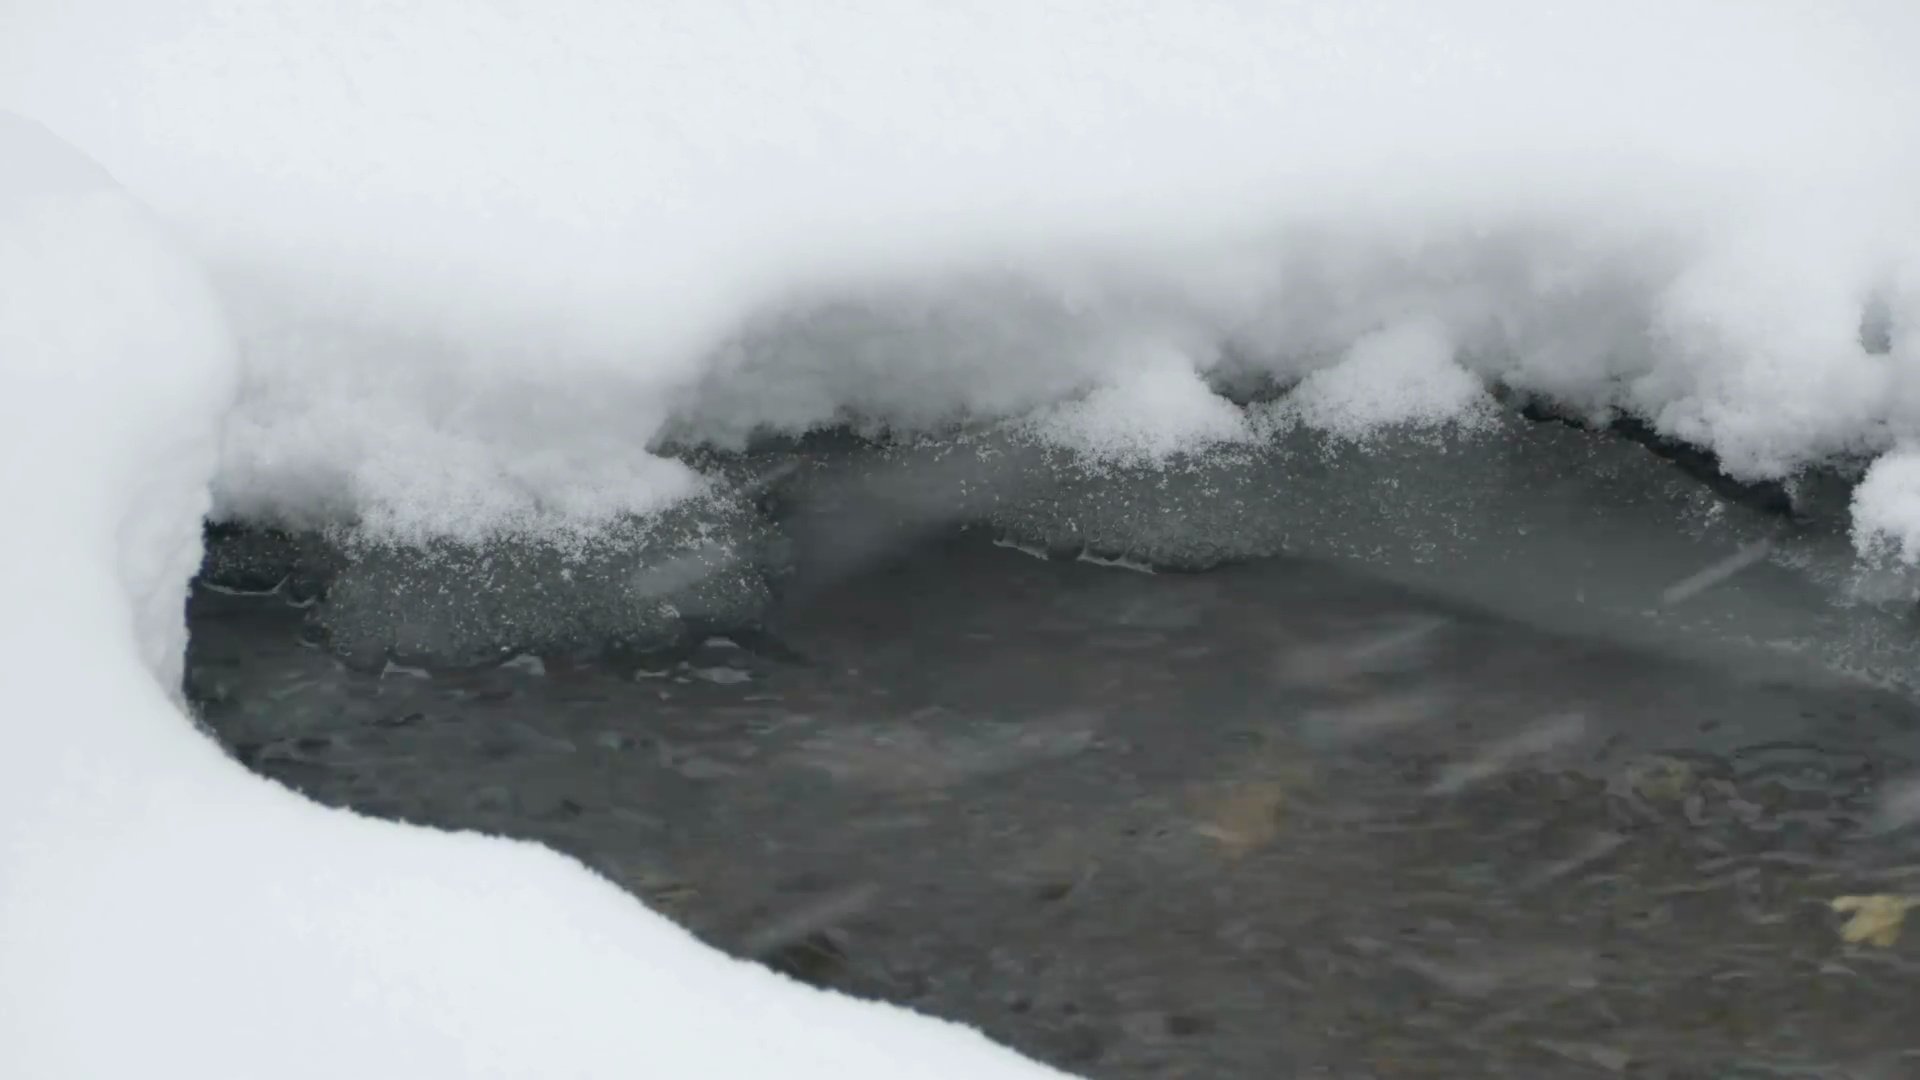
[310,493,780,671]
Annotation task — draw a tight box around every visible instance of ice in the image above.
[0,114,1061,1079]
[313,495,779,671]
[739,412,1920,688]
[1659,541,1776,607]
[4,1,1920,553]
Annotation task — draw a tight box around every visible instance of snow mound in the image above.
[0,113,1059,1080]
[1030,347,1256,464]
[1854,449,1920,565]
[5,1,1920,556]
[1283,319,1494,437]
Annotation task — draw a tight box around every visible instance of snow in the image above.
[3,6,1920,1068]
[8,2,1920,1066]
[1853,448,1920,565]
[3,1,1920,551]
[1283,319,1494,438]
[1030,345,1256,464]
[0,114,1063,1079]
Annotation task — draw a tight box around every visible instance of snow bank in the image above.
[5,1,1920,552]
[0,113,1061,1080]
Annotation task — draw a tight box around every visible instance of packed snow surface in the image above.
[0,113,1064,1079]
[5,1,1920,550]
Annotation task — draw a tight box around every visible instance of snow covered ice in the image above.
[7,0,1920,1074]
[5,1,1920,544]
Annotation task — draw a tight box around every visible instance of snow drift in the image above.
[0,113,1062,1079]
[4,1,1920,551]
[8,2,1920,1068]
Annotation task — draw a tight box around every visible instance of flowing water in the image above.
[188,526,1920,1078]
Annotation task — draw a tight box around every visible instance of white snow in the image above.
[1029,344,1256,464]
[4,1,1920,550]
[8,4,1920,1072]
[0,114,1063,1080]
[1853,447,1920,565]
[1283,318,1494,438]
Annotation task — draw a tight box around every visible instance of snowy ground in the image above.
[6,2,1920,1075]
[0,114,1063,1079]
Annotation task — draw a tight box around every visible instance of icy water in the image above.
[187,531,1920,1078]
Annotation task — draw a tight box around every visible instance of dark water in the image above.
[187,531,1920,1078]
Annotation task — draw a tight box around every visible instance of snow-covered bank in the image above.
[4,1,1920,554]
[7,4,1920,1070]
[0,113,1062,1080]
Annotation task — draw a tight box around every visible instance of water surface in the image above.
[189,533,1920,1077]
